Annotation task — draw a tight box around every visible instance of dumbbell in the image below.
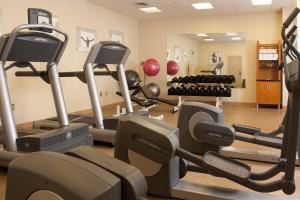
[212,75,218,83]
[201,75,208,83]
[177,77,183,83]
[206,86,212,96]
[187,86,194,96]
[181,76,189,83]
[224,75,232,84]
[175,87,182,95]
[168,87,176,95]
[193,87,200,96]
[188,76,195,83]
[194,75,200,83]
[219,75,228,83]
[198,86,204,96]
[180,85,189,95]
[196,75,203,83]
[190,76,197,83]
[211,86,219,96]
[194,75,201,83]
[211,75,217,83]
[171,77,178,83]
[228,75,235,83]
[222,75,230,84]
[208,75,215,83]
[204,75,211,83]
[218,87,226,97]
[225,87,232,97]
[187,86,197,96]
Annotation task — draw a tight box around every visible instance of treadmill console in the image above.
[28,8,53,33]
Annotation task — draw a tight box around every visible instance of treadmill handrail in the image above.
[15,70,118,84]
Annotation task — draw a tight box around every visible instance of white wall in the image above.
[139,12,282,103]
[0,0,139,123]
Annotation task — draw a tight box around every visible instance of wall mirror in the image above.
[166,32,247,88]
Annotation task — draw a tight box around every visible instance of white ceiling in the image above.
[86,0,292,20]
[183,32,247,43]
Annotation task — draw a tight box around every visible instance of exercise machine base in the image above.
[172,180,299,200]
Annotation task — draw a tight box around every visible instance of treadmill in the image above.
[40,68,121,126]
[20,40,147,144]
[0,9,92,167]
[27,67,122,139]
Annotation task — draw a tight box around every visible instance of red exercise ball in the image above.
[167,60,179,76]
[143,58,160,76]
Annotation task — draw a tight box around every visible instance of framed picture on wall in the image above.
[209,51,219,64]
[190,49,195,64]
[166,49,172,60]
[109,30,123,43]
[183,51,188,62]
[77,26,97,52]
[174,47,181,63]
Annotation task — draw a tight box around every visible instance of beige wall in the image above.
[0,0,139,123]
[139,12,282,103]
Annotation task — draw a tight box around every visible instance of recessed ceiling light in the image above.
[251,0,272,6]
[232,37,242,41]
[226,32,238,36]
[192,3,214,10]
[139,7,162,13]
[197,33,207,37]
[204,38,214,42]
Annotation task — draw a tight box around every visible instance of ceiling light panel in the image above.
[232,37,242,40]
[139,7,162,13]
[192,2,214,10]
[204,38,214,41]
[197,33,207,37]
[251,0,272,6]
[226,32,238,36]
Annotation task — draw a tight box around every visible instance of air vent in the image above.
[135,2,149,7]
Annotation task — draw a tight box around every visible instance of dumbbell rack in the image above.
[168,75,235,108]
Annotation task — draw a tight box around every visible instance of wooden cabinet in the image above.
[256,81,281,105]
[256,41,282,108]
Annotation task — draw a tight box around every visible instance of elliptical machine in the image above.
[113,8,300,199]
[177,26,299,163]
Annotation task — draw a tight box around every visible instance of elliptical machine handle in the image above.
[286,25,298,39]
[284,7,300,28]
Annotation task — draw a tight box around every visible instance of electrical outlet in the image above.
[11,103,15,110]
